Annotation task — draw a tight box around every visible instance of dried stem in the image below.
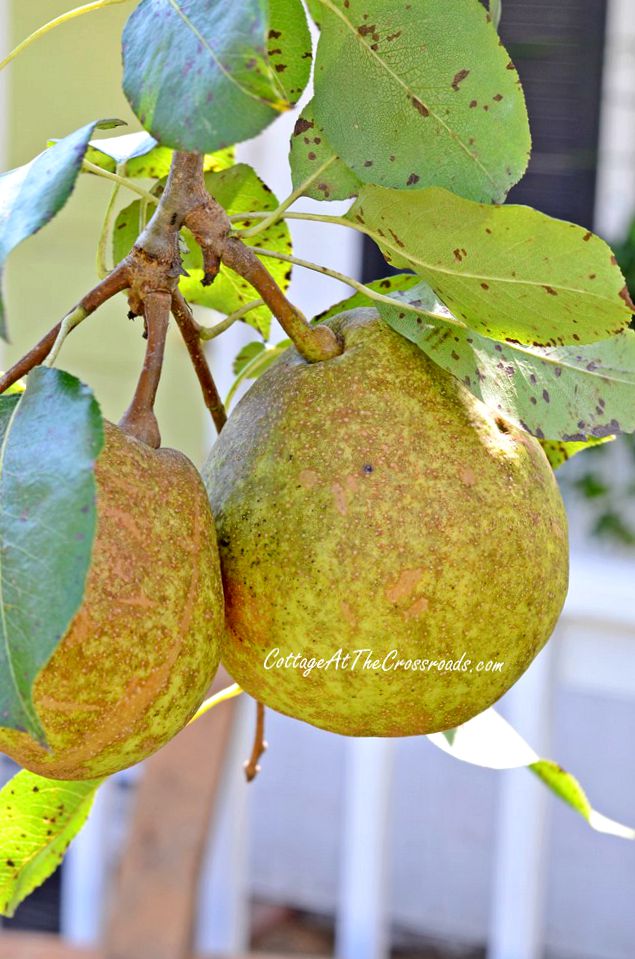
[222,238,342,363]
[244,701,267,782]
[171,290,227,434]
[119,291,171,448]
[0,263,129,394]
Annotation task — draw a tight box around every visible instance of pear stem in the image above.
[171,290,227,434]
[222,239,343,363]
[119,291,171,448]
[244,701,267,782]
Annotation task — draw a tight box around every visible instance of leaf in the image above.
[289,100,362,201]
[0,367,103,741]
[540,437,614,471]
[122,0,308,153]
[0,119,122,336]
[428,709,635,839]
[84,131,234,179]
[381,289,635,441]
[0,770,101,918]
[351,185,632,347]
[226,340,290,407]
[233,341,267,375]
[113,164,293,338]
[311,0,531,203]
[267,0,313,104]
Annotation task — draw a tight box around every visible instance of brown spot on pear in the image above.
[0,423,224,779]
[204,310,568,737]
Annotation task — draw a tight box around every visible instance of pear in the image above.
[0,422,224,779]
[204,309,568,737]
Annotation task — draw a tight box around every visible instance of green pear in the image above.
[0,422,224,779]
[204,309,568,736]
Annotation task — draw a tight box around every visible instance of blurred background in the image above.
[1,1,635,958]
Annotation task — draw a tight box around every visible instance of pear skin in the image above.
[204,309,568,736]
[0,422,224,779]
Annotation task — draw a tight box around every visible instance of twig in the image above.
[0,264,129,394]
[171,290,227,434]
[222,238,343,362]
[119,291,171,448]
[244,701,267,782]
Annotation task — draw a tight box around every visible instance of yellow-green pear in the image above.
[0,422,224,779]
[204,309,568,736]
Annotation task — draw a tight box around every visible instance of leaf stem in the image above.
[44,306,89,368]
[199,300,265,341]
[82,160,156,203]
[96,171,124,279]
[237,158,337,238]
[0,0,132,73]
[188,683,243,725]
[231,210,350,230]
[248,246,465,327]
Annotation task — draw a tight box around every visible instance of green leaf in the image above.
[540,437,614,471]
[289,100,362,201]
[233,341,267,375]
[0,770,101,918]
[113,164,293,337]
[428,709,635,839]
[0,120,122,337]
[311,0,531,203]
[84,131,234,179]
[267,0,313,104]
[381,290,635,440]
[122,0,308,153]
[226,340,290,407]
[0,367,103,742]
[351,185,632,347]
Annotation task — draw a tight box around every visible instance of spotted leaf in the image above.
[351,186,632,347]
[311,0,530,202]
[289,100,362,201]
[122,0,310,153]
[0,770,101,918]
[84,131,234,179]
[380,285,635,441]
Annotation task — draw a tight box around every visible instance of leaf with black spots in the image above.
[381,284,635,441]
[289,100,362,201]
[267,0,313,105]
[0,368,103,741]
[540,437,613,471]
[352,186,632,347]
[311,0,530,202]
[0,770,101,918]
[122,0,309,152]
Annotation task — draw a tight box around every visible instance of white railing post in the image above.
[195,694,252,956]
[60,776,116,946]
[487,640,558,959]
[336,737,394,959]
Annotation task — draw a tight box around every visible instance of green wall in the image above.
[5,1,208,464]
